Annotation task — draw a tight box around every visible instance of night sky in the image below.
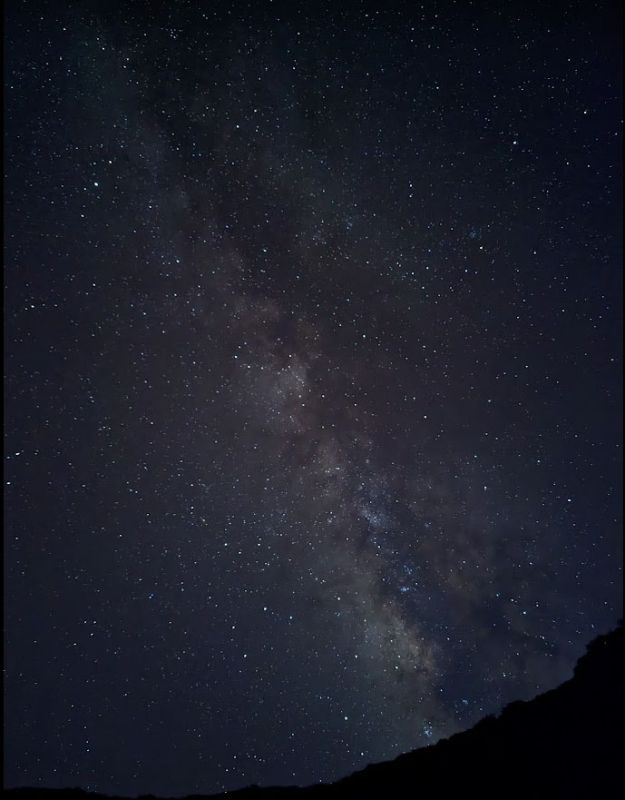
[4,1,623,796]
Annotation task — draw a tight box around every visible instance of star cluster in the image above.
[4,1,622,797]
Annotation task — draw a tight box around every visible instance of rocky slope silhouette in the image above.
[6,624,624,799]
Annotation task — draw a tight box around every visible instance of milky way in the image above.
[4,1,622,796]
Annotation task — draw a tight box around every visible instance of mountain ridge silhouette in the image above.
[6,623,623,799]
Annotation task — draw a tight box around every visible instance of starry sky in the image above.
[4,1,623,796]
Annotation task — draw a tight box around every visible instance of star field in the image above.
[4,1,623,796]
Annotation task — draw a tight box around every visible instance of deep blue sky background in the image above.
[4,0,623,796]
